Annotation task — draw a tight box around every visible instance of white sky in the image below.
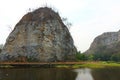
[0,0,120,52]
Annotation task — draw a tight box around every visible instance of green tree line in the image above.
[76,51,120,62]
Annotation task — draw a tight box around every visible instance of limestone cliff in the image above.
[0,7,76,62]
[86,30,120,54]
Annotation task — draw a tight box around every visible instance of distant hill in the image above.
[85,30,120,61]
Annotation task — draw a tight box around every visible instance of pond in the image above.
[0,67,120,80]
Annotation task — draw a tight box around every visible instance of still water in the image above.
[0,67,120,80]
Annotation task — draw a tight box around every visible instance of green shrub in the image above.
[111,53,120,62]
[75,51,88,61]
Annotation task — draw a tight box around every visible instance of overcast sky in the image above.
[0,0,120,52]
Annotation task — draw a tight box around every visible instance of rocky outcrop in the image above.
[0,49,1,53]
[86,30,120,54]
[0,7,76,62]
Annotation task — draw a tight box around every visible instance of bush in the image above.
[87,54,94,61]
[111,53,120,62]
[75,51,88,61]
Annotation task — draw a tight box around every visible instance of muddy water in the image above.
[0,67,120,80]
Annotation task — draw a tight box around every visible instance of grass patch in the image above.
[55,61,120,68]
[0,65,14,68]
[55,65,70,68]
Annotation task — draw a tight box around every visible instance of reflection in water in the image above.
[92,68,120,80]
[0,68,76,80]
[74,68,94,80]
[0,67,120,80]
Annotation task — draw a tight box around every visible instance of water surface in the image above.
[0,67,120,80]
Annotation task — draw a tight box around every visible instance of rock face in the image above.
[0,7,76,62]
[86,30,120,54]
[0,49,1,53]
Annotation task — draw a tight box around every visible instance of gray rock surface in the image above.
[0,7,76,62]
[0,49,1,53]
[86,30,120,54]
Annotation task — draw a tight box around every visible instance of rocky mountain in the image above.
[86,30,120,55]
[0,7,77,62]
